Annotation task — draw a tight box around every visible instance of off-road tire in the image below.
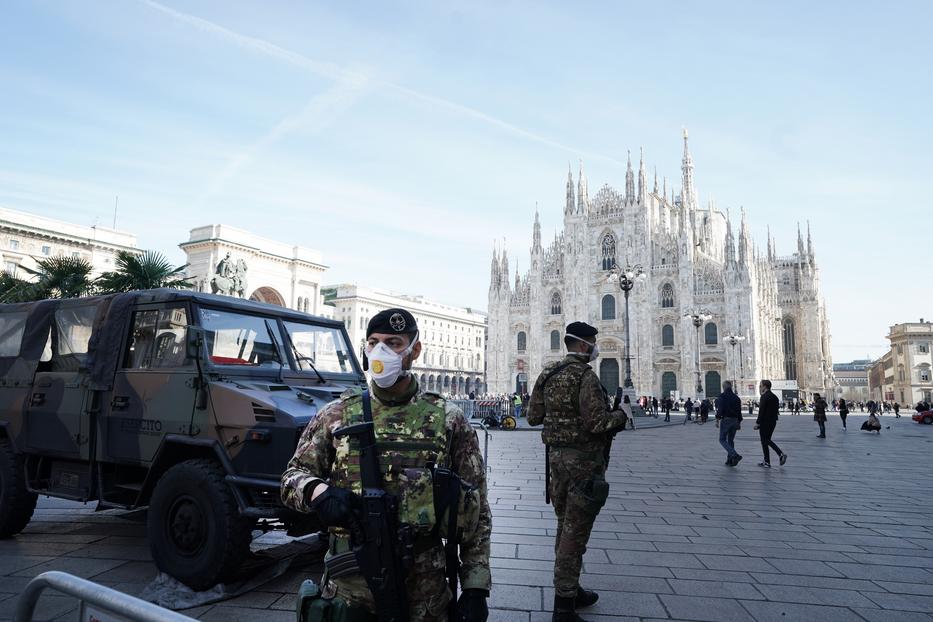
[0,438,38,538]
[147,459,252,591]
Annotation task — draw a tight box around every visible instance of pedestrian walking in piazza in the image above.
[685,397,694,420]
[814,393,828,438]
[527,322,630,622]
[793,400,801,415]
[281,308,491,622]
[717,381,744,466]
[652,396,659,416]
[893,401,901,417]
[699,397,710,424]
[754,380,786,468]
[838,398,849,430]
[663,397,672,422]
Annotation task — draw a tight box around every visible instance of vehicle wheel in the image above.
[502,416,517,430]
[924,416,932,425]
[147,459,252,591]
[0,439,38,538]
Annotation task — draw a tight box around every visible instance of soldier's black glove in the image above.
[308,486,358,528]
[456,589,489,622]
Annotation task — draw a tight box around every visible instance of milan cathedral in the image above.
[486,131,832,401]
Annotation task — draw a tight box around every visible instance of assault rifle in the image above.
[333,390,413,622]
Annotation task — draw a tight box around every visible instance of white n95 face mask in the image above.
[567,334,599,362]
[366,336,418,388]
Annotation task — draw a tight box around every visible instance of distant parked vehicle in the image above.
[912,410,933,425]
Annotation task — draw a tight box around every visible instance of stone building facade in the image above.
[325,283,487,396]
[0,207,139,277]
[486,132,833,401]
[832,359,872,404]
[179,224,327,314]
[872,320,933,406]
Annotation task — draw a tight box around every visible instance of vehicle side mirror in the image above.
[185,326,204,360]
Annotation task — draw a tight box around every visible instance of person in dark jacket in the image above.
[814,393,828,438]
[716,381,743,466]
[699,398,710,424]
[754,380,786,468]
[838,398,849,430]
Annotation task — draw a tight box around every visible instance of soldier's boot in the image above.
[575,588,599,608]
[553,595,589,622]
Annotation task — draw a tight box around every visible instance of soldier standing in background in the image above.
[282,308,491,622]
[527,322,630,622]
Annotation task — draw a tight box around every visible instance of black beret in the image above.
[367,308,418,337]
[566,321,598,338]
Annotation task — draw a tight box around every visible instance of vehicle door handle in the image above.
[111,396,129,410]
[30,392,45,407]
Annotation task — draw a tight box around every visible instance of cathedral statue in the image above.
[211,253,249,298]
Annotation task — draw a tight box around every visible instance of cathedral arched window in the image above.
[600,233,617,270]
[517,331,527,352]
[783,318,797,381]
[704,322,718,345]
[661,324,674,347]
[550,292,562,315]
[601,294,616,320]
[660,283,674,308]
[550,330,560,351]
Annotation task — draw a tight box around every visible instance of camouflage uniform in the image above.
[282,377,491,622]
[527,354,628,599]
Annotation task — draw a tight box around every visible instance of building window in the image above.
[920,368,931,382]
[550,292,562,315]
[41,245,51,256]
[660,283,674,308]
[661,324,674,347]
[898,365,906,382]
[704,322,718,345]
[550,330,560,351]
[8,239,19,250]
[71,251,80,259]
[601,294,616,320]
[3,261,16,276]
[897,344,903,354]
[600,233,617,270]
[517,331,526,352]
[920,343,929,354]
[783,318,797,381]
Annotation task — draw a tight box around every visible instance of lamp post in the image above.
[685,310,712,403]
[609,264,647,398]
[724,332,747,396]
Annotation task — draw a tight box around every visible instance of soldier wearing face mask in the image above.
[281,308,491,622]
[527,322,630,622]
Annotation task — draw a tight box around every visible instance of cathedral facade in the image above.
[486,132,832,402]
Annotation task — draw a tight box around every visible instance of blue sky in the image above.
[2,1,930,363]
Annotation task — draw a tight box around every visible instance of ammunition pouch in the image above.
[296,579,373,622]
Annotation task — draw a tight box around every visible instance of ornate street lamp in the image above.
[684,310,713,402]
[723,332,746,395]
[608,264,647,396]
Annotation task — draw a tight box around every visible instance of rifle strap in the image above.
[361,389,374,423]
[445,480,460,622]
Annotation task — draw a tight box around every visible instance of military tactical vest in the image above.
[541,360,602,448]
[328,389,480,540]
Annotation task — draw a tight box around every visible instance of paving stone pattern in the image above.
[1,413,931,621]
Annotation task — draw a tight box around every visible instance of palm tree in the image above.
[17,256,96,300]
[96,250,193,293]
[0,271,36,303]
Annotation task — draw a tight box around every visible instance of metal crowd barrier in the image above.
[450,399,512,422]
[15,571,196,622]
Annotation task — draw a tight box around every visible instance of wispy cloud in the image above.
[140,0,624,167]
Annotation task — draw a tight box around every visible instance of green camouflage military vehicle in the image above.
[0,289,364,589]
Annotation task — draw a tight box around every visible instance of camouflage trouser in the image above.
[548,447,609,598]
[325,539,451,622]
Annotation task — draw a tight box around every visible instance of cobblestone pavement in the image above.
[2,413,932,621]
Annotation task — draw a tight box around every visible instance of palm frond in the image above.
[96,250,193,293]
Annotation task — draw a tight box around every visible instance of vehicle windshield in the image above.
[282,320,354,374]
[199,308,285,368]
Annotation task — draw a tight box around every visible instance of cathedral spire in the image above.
[767,225,775,261]
[653,166,659,195]
[797,222,805,257]
[637,147,647,203]
[500,247,510,289]
[807,220,813,257]
[577,160,589,214]
[625,150,635,203]
[489,246,499,289]
[565,163,575,215]
[738,206,749,266]
[532,206,542,252]
[724,208,736,266]
[681,128,696,211]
